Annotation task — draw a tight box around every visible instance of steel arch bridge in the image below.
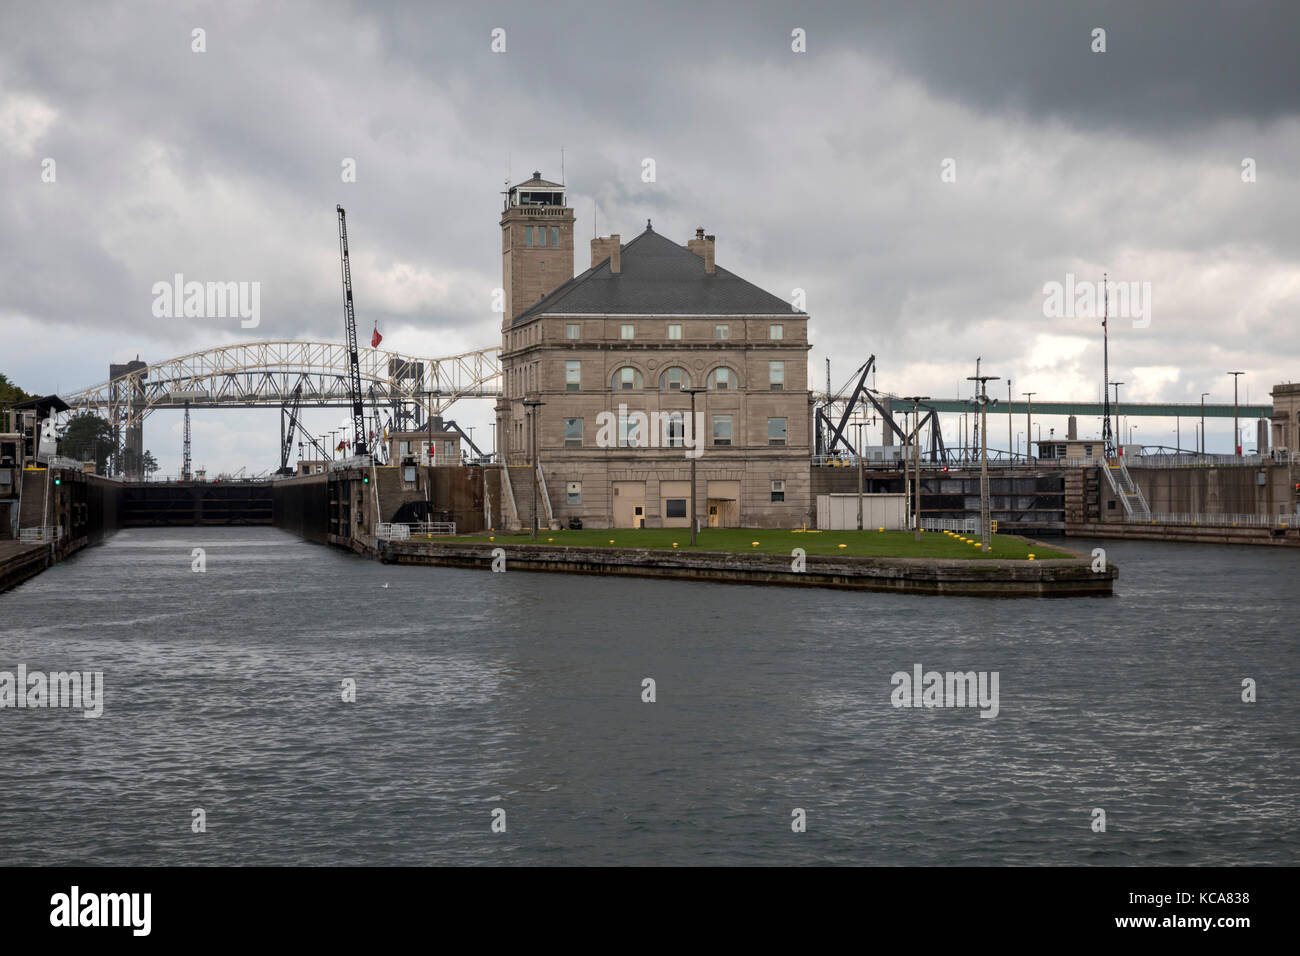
[60,341,502,428]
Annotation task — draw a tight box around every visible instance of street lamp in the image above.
[682,387,706,546]
[902,396,930,541]
[522,399,545,540]
[1016,431,1024,457]
[1199,392,1209,456]
[1228,371,1244,456]
[967,362,999,552]
[854,420,865,531]
[1022,392,1035,461]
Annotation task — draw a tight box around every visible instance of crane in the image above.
[336,205,368,457]
[278,382,304,474]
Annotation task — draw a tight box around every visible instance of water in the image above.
[1,527,1296,865]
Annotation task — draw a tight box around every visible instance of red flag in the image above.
[371,325,382,348]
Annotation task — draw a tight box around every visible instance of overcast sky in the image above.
[3,0,1297,472]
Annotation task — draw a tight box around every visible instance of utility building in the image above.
[496,172,811,529]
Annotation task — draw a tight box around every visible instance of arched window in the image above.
[659,366,691,390]
[612,366,643,390]
[708,366,737,390]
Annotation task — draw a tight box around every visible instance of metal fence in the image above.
[1126,512,1296,528]
[921,517,979,533]
[375,521,456,540]
[19,526,62,543]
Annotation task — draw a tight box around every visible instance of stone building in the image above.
[495,173,811,529]
[1269,382,1299,456]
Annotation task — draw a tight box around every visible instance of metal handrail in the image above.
[1126,512,1295,528]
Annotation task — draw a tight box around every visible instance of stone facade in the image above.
[495,173,812,529]
[1270,382,1300,455]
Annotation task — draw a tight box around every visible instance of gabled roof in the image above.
[513,172,564,190]
[514,225,802,324]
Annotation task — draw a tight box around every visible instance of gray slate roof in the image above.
[514,226,801,324]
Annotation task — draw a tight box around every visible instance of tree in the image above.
[142,450,160,479]
[0,372,35,420]
[58,412,115,473]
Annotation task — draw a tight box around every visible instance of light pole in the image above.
[1022,392,1035,461]
[1016,431,1023,458]
[902,396,930,541]
[1007,379,1013,459]
[855,420,864,531]
[967,362,999,552]
[1109,381,1124,454]
[683,387,706,546]
[1228,371,1244,456]
[1199,392,1209,455]
[522,398,544,539]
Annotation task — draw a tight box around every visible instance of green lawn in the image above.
[453,527,1071,560]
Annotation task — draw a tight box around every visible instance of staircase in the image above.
[1102,457,1150,519]
[504,465,537,532]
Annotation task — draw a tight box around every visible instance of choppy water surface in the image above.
[0,527,1295,865]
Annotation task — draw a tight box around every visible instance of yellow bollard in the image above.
[547,537,553,543]
[609,539,615,544]
[673,542,679,548]
[878,527,884,533]
[1028,553,1035,560]
[838,543,847,549]
[489,536,494,541]
[752,541,760,547]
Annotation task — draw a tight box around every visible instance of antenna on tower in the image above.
[561,146,565,185]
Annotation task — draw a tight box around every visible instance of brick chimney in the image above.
[590,235,621,273]
[686,227,715,274]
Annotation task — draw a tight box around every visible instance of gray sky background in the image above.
[2,0,1297,472]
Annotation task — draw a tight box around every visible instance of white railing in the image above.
[19,525,62,543]
[1128,453,1291,469]
[377,521,456,539]
[1126,512,1296,528]
[921,517,978,532]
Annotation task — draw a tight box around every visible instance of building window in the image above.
[1084,444,1093,457]
[565,360,581,391]
[564,418,582,447]
[621,324,635,340]
[668,323,683,340]
[403,466,417,483]
[712,414,733,446]
[768,418,787,445]
[665,499,687,518]
[660,366,690,390]
[566,323,580,340]
[614,366,643,390]
[771,479,785,502]
[538,226,547,247]
[769,324,784,340]
[525,226,533,246]
[709,367,733,390]
[399,441,410,456]
[769,361,785,390]
[665,412,685,447]
[714,324,730,340]
[551,227,560,246]
[618,411,642,447]
[567,481,581,505]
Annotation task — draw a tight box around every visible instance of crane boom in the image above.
[336,205,368,456]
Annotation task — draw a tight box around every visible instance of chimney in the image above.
[686,227,715,274]
[590,234,621,273]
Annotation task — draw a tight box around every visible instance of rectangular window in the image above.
[565,360,580,390]
[551,226,560,247]
[668,324,683,340]
[618,412,641,447]
[769,361,785,390]
[567,481,581,505]
[769,324,784,340]
[538,227,547,247]
[768,418,787,445]
[714,324,730,340]
[665,499,687,519]
[566,323,580,340]
[713,367,730,390]
[525,226,533,246]
[665,367,684,390]
[619,367,638,389]
[443,441,455,457]
[399,441,410,456]
[771,479,785,503]
[666,413,684,447]
[712,414,733,446]
[564,418,582,447]
[621,324,635,340]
